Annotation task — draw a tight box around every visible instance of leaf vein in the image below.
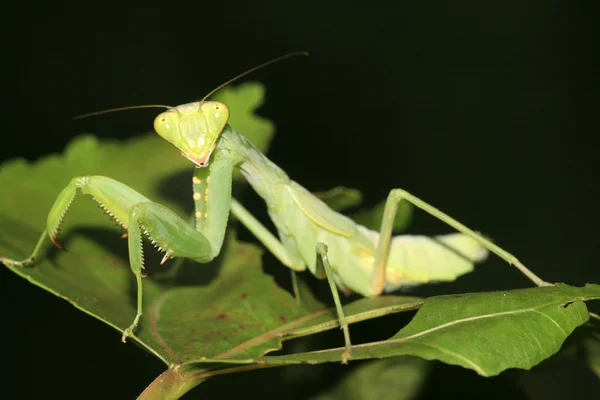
[398,305,567,342]
[412,341,487,376]
[531,309,566,336]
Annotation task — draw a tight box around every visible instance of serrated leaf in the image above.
[201,284,600,377]
[211,81,275,154]
[0,83,308,365]
[0,132,313,365]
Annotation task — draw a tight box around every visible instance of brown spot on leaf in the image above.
[240,293,248,299]
[280,315,286,321]
[217,313,228,320]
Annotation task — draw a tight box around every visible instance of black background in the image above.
[1,2,599,399]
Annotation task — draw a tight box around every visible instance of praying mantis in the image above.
[0,53,550,364]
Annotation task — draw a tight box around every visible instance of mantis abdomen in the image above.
[221,127,487,297]
[263,182,487,296]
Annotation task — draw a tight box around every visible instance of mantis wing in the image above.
[288,182,357,237]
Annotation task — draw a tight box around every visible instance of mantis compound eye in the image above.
[154,111,179,143]
[200,101,229,133]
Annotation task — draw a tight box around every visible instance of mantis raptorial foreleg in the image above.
[370,188,551,295]
[2,155,239,341]
[123,201,215,340]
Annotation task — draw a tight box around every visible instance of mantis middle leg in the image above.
[230,199,305,302]
[230,200,353,362]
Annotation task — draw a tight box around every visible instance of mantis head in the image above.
[154,101,230,167]
[151,51,308,167]
[73,52,307,167]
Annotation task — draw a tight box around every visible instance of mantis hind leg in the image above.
[315,243,352,364]
[370,188,551,295]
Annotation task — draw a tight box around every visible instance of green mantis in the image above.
[0,54,551,365]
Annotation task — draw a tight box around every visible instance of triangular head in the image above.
[74,51,307,168]
[154,101,229,167]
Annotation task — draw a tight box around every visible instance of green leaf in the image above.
[0,129,308,362]
[212,81,275,154]
[583,329,600,378]
[3,81,598,399]
[202,284,600,377]
[211,81,275,185]
[314,186,363,212]
[0,82,326,365]
[350,199,413,233]
[137,295,424,397]
[311,357,430,400]
[313,186,413,233]
[278,296,423,342]
[0,90,426,396]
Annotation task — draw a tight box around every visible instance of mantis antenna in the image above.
[73,50,309,120]
[199,50,309,101]
[73,104,173,119]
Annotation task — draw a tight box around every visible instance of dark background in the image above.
[1,2,599,399]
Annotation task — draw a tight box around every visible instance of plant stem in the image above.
[137,368,206,400]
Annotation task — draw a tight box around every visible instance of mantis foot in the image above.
[121,313,142,343]
[341,347,352,365]
[0,255,36,268]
